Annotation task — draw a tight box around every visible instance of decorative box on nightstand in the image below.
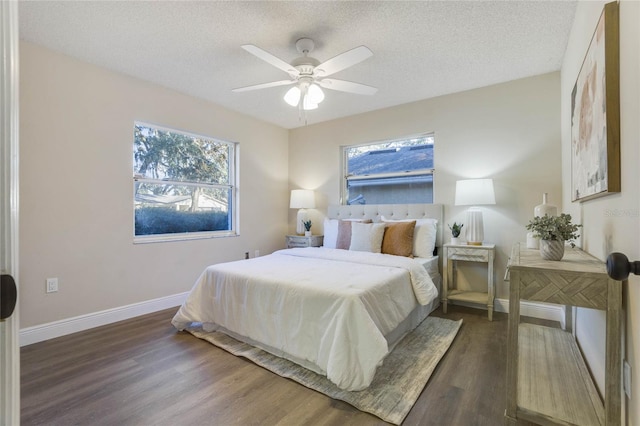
[286,235,324,249]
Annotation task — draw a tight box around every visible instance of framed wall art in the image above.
[571,1,620,202]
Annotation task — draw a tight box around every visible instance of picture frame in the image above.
[571,1,620,202]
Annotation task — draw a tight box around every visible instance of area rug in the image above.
[186,316,462,425]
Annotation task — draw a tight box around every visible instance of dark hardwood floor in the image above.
[21,305,542,425]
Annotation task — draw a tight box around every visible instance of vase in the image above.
[305,231,312,237]
[539,239,564,261]
[534,193,558,217]
[526,232,539,249]
[451,237,460,245]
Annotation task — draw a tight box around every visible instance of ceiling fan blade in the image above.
[318,79,378,95]
[314,46,373,77]
[241,44,299,77]
[232,79,295,92]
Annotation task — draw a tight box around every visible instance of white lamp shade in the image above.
[307,84,325,104]
[290,189,315,209]
[455,179,496,206]
[284,86,301,107]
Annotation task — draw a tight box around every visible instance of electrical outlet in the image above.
[624,360,632,398]
[46,278,58,293]
[254,250,260,258]
[244,252,250,259]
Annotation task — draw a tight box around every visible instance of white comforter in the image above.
[172,247,438,391]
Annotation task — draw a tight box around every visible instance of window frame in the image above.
[133,121,239,244]
[341,133,435,205]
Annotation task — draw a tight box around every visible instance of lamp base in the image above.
[296,209,308,235]
[465,208,485,246]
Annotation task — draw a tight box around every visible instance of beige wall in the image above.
[289,72,562,300]
[19,42,289,328]
[23,13,636,415]
[561,0,640,421]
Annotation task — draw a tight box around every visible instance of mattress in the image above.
[385,255,441,351]
[172,248,439,391]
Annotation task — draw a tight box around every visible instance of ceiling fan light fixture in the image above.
[284,86,301,107]
[237,39,377,122]
[307,83,324,104]
[284,83,321,110]
[302,95,318,110]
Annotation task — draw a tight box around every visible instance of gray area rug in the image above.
[186,316,462,425]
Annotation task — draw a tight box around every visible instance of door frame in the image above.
[0,1,20,424]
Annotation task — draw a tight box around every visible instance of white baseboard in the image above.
[449,298,564,325]
[494,298,565,327]
[20,293,566,347]
[20,292,189,347]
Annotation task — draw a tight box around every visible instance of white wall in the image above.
[19,42,289,328]
[289,72,562,300]
[561,0,640,421]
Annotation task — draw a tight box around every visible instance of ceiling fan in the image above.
[233,38,377,115]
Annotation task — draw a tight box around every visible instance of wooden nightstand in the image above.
[286,235,324,248]
[442,243,495,320]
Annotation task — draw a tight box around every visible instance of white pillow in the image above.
[381,216,438,258]
[349,222,385,253]
[323,218,339,248]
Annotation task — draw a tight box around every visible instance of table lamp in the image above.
[290,189,315,235]
[454,179,495,245]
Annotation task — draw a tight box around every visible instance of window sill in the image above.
[133,231,238,244]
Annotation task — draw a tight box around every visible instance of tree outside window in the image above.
[133,123,237,240]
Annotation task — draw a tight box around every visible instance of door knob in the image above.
[606,252,640,280]
[1,274,17,320]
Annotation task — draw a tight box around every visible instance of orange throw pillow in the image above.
[381,221,416,257]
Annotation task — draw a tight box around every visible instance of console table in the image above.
[505,243,622,425]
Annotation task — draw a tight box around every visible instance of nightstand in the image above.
[286,235,324,248]
[442,243,495,320]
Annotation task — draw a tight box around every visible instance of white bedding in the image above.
[172,247,438,391]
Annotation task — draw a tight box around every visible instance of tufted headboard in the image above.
[327,203,444,250]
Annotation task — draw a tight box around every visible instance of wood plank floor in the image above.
[21,305,543,425]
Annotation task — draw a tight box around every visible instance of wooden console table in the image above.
[505,243,622,425]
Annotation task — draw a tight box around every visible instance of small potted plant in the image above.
[303,220,312,237]
[526,213,581,261]
[448,222,463,244]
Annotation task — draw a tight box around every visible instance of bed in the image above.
[172,203,444,391]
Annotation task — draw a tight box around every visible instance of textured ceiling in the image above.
[18,1,577,129]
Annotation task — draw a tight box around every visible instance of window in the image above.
[343,134,434,205]
[133,122,238,241]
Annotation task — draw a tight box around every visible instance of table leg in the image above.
[488,250,495,321]
[505,270,520,422]
[442,248,449,313]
